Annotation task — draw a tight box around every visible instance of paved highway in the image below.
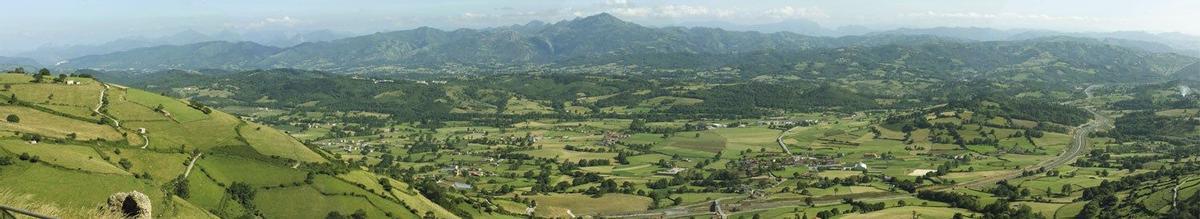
[605,86,1107,218]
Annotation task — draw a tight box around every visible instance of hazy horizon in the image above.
[3,0,1198,55]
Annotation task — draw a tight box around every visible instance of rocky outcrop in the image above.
[105,191,151,219]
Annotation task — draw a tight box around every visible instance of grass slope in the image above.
[0,106,123,141]
[238,121,326,163]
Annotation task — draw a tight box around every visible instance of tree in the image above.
[379,177,393,191]
[6,114,18,123]
[37,68,49,76]
[1061,184,1073,196]
[350,209,367,219]
[325,212,347,219]
[174,177,190,198]
[227,182,257,210]
[118,158,133,170]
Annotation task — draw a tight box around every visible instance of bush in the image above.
[5,114,18,123]
[118,158,133,170]
[174,177,190,198]
[227,182,257,210]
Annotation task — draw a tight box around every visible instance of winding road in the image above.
[947,85,1107,189]
[603,85,1108,218]
[953,106,1102,189]
[182,153,203,178]
[777,126,800,155]
[94,83,149,148]
[93,84,119,127]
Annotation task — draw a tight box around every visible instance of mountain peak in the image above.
[568,13,631,27]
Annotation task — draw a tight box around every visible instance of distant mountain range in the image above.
[33,13,1200,75]
[675,19,874,36]
[0,56,40,70]
[15,29,347,65]
[871,27,1200,55]
[56,14,963,72]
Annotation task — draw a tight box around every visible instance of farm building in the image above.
[657,167,687,175]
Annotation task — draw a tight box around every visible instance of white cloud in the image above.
[903,11,1108,22]
[461,12,487,19]
[609,7,653,17]
[604,0,629,6]
[231,16,302,29]
[264,16,298,25]
[607,5,737,19]
[763,6,828,19]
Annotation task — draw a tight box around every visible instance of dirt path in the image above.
[777,126,800,155]
[94,83,151,148]
[139,135,149,149]
[605,89,1108,218]
[93,84,120,127]
[95,83,150,149]
[182,153,202,178]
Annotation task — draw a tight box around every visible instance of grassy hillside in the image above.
[0,72,422,218]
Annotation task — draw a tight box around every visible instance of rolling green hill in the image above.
[0,72,455,218]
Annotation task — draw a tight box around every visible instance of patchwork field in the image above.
[239,121,326,163]
[196,154,306,187]
[0,106,124,141]
[125,110,243,150]
[1,78,103,118]
[0,163,162,211]
[529,194,651,217]
[124,88,209,123]
[0,140,127,174]
[841,206,972,219]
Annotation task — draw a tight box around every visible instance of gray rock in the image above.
[105,191,151,219]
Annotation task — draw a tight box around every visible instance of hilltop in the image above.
[0,71,461,218]
[54,13,1199,76]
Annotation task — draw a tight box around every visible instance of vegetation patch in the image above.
[238,121,326,163]
[0,106,123,141]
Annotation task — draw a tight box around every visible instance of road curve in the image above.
[604,87,1106,218]
[777,126,800,155]
[94,83,150,148]
[952,86,1105,189]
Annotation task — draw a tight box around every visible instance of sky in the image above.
[2,0,1198,54]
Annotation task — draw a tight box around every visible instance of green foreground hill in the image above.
[0,73,451,218]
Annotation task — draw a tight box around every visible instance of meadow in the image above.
[238,121,326,163]
[196,154,307,187]
[0,140,127,174]
[0,106,124,141]
[124,88,209,123]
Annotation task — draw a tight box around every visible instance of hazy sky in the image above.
[2,0,1197,54]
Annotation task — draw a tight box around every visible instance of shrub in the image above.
[118,158,133,170]
[5,114,18,123]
